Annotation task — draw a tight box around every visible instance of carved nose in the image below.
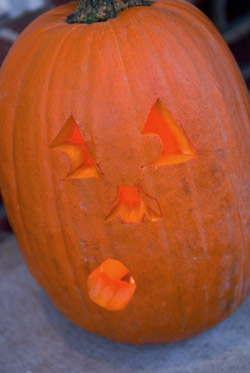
[105,186,162,223]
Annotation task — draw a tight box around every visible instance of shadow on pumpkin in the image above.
[40,290,250,371]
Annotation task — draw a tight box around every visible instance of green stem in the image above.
[67,0,154,24]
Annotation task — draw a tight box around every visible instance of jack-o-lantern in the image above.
[0,0,250,344]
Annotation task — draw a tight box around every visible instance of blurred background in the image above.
[0,0,250,241]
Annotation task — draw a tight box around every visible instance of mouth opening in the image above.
[87,258,136,311]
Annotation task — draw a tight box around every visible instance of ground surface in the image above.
[1,236,250,373]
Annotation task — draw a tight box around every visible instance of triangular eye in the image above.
[51,115,99,179]
[142,99,196,167]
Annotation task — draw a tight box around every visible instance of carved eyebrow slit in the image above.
[142,99,196,167]
[51,115,99,179]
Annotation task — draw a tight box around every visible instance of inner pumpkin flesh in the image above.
[87,258,136,311]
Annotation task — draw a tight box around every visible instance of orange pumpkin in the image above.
[0,0,250,344]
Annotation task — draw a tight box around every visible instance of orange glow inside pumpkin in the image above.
[87,258,136,310]
[51,115,98,179]
[142,99,196,166]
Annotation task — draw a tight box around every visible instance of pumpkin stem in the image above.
[66,0,154,24]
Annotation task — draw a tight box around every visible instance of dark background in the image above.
[0,0,250,240]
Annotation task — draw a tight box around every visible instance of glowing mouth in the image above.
[87,258,136,311]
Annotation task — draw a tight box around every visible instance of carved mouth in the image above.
[87,258,136,311]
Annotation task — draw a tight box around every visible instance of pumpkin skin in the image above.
[0,0,250,344]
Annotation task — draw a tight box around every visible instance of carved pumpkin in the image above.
[0,0,250,344]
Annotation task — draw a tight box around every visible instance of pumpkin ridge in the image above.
[110,11,188,333]
[110,18,180,334]
[67,24,116,336]
[164,26,213,327]
[229,78,250,300]
[80,30,113,335]
[82,33,115,337]
[82,23,142,339]
[139,7,239,330]
[157,14,212,327]
[137,11,189,332]
[179,20,246,314]
[175,28,221,327]
[109,18,134,101]
[163,12,245,321]
[209,102,246,309]
[0,24,72,283]
[0,29,39,276]
[83,28,103,179]
[199,32,248,307]
[186,162,210,327]
[14,24,94,323]
[153,0,213,29]
[43,25,101,330]
[9,26,65,288]
[203,35,250,304]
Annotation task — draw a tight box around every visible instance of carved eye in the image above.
[51,115,99,179]
[142,99,196,167]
